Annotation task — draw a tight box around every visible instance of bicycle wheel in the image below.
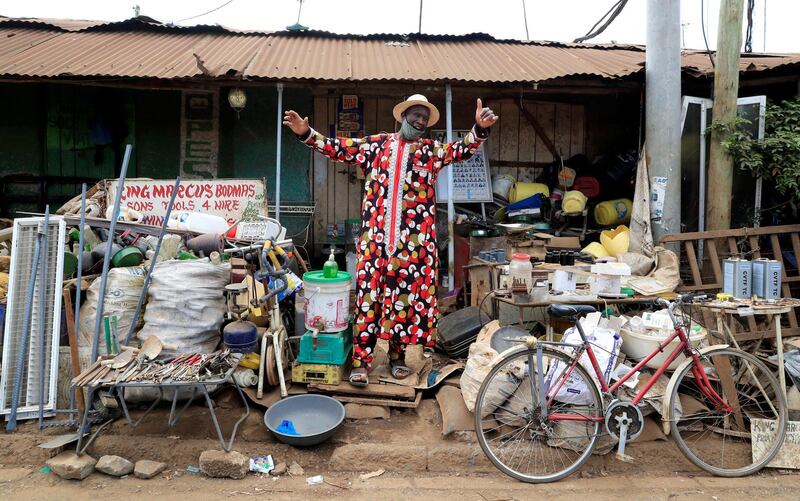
[669,347,787,477]
[474,346,603,483]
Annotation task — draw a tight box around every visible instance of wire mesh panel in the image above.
[0,217,66,419]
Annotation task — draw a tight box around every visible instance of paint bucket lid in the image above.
[303,270,352,284]
[111,247,144,268]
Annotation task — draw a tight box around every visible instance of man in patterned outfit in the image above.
[284,95,497,386]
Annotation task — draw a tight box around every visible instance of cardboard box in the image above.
[533,232,581,249]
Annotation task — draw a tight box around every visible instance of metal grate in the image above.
[0,217,66,419]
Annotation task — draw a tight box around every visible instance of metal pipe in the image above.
[125,177,181,345]
[275,83,284,221]
[92,144,132,361]
[6,222,43,431]
[38,206,50,429]
[445,84,454,291]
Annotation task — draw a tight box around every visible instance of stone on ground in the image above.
[46,452,97,480]
[199,450,248,480]
[344,403,390,420]
[288,461,304,476]
[134,460,167,479]
[270,462,288,476]
[96,455,134,477]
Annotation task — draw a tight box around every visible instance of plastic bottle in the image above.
[167,211,229,234]
[323,248,339,278]
[509,253,533,293]
[628,316,646,334]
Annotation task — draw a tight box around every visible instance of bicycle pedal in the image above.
[615,452,635,463]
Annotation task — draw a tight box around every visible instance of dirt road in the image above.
[2,465,800,501]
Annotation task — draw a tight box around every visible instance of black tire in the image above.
[474,346,603,483]
[669,347,787,477]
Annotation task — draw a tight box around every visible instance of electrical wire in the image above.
[745,0,755,53]
[175,0,235,23]
[573,0,628,44]
[700,0,716,69]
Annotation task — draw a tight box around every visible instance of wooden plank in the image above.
[749,236,762,258]
[376,96,396,133]
[328,391,423,409]
[733,327,800,342]
[309,381,416,399]
[486,100,501,163]
[707,239,723,285]
[770,234,797,328]
[519,101,558,162]
[569,104,585,157]
[684,241,703,287]
[554,103,572,159]
[517,101,536,164]
[62,288,85,416]
[790,233,800,275]
[711,354,746,431]
[499,100,519,163]
[659,224,800,243]
[728,237,738,257]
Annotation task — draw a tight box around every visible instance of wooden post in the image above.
[707,0,745,231]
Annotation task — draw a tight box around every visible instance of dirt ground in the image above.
[2,388,799,500]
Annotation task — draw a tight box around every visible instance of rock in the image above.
[270,462,288,476]
[96,455,134,477]
[199,450,248,480]
[344,403,390,420]
[134,460,167,479]
[46,452,97,480]
[288,461,304,476]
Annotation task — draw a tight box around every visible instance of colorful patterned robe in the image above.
[300,125,489,367]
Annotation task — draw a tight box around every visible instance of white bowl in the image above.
[619,326,707,370]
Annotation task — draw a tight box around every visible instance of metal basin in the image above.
[264,394,345,446]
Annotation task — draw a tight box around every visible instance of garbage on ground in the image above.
[306,474,324,485]
[249,455,275,474]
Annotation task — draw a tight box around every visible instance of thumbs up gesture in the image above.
[475,98,498,129]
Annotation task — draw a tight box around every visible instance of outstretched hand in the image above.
[475,98,498,129]
[283,110,310,136]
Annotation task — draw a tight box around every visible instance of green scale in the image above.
[296,325,353,365]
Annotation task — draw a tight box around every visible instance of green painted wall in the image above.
[219,85,312,235]
[0,83,312,233]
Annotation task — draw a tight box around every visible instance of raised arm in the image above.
[284,110,377,171]
[435,98,498,169]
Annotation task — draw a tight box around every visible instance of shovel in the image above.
[137,335,163,367]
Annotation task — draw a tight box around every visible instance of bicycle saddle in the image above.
[547,304,597,318]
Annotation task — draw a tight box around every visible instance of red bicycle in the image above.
[475,295,787,482]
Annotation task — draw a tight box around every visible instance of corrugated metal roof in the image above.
[0,16,798,83]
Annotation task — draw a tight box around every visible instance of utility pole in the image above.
[707,0,744,231]
[646,0,681,246]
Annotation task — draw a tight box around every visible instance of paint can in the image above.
[730,259,753,299]
[754,259,782,299]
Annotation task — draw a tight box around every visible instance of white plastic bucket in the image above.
[302,271,351,332]
[492,174,516,200]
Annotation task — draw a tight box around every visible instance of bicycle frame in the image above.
[545,319,732,423]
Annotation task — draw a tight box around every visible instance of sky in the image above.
[2,0,799,53]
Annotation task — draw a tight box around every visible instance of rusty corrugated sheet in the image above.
[0,16,798,83]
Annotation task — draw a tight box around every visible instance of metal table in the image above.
[75,365,250,453]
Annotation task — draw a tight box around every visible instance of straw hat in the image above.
[392,94,440,127]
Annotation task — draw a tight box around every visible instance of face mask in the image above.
[400,118,425,140]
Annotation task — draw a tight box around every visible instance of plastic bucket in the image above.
[492,174,516,200]
[508,182,549,203]
[303,270,352,332]
[620,327,707,370]
[562,190,588,213]
[594,199,632,226]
